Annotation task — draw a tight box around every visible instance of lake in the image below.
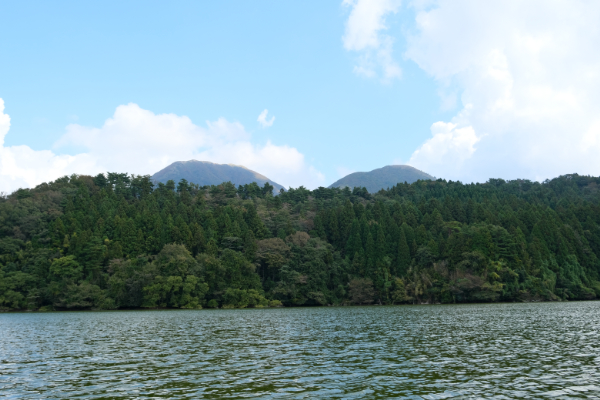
[1,302,599,398]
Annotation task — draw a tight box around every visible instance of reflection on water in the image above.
[1,302,600,398]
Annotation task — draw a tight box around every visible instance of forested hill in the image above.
[329,165,434,193]
[1,173,600,311]
[152,160,285,193]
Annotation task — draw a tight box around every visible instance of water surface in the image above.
[1,302,600,398]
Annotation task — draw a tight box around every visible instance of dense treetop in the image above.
[1,171,599,311]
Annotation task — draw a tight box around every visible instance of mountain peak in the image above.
[329,165,434,193]
[151,160,284,192]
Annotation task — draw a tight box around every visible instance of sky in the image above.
[1,0,600,192]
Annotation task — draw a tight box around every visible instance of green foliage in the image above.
[222,288,268,308]
[1,171,600,310]
[348,278,375,305]
[50,256,83,282]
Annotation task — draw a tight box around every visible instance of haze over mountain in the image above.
[329,165,434,193]
[152,160,285,192]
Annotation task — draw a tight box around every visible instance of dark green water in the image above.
[1,302,600,399]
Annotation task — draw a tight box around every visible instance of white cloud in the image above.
[0,99,10,146]
[0,99,95,193]
[342,0,402,81]
[257,109,275,128]
[336,166,355,178]
[0,101,325,193]
[410,118,480,178]
[405,0,600,182]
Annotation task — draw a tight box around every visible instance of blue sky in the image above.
[1,1,600,191]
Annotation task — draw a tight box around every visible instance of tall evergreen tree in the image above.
[396,228,411,276]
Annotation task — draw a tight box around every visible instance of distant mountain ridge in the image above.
[151,160,285,192]
[328,165,434,193]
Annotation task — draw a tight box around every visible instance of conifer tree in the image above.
[396,228,411,276]
[206,239,218,257]
[345,219,363,257]
[365,230,376,274]
[243,231,257,262]
[375,224,386,262]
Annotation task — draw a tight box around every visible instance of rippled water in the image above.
[1,302,600,399]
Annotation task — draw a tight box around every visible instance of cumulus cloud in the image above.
[0,99,95,194]
[257,109,275,128]
[405,0,600,182]
[0,101,325,193]
[342,0,402,80]
[410,118,480,177]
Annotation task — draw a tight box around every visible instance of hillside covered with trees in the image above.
[329,165,434,193]
[152,160,285,193]
[1,172,600,311]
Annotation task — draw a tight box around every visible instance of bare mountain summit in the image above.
[328,165,434,193]
[152,160,285,193]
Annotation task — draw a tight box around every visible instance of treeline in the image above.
[1,172,600,311]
